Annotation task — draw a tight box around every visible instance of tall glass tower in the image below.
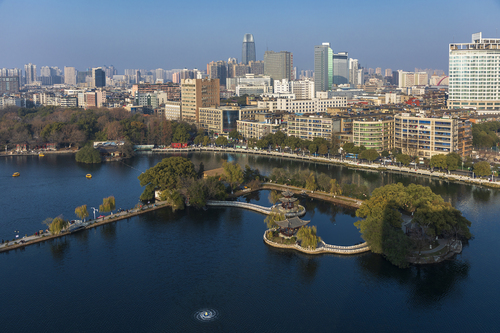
[314,43,333,93]
[242,34,256,65]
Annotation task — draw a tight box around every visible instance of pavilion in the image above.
[279,190,297,210]
[275,217,310,237]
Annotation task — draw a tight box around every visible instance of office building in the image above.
[207,60,228,86]
[180,78,220,124]
[333,52,349,85]
[64,67,77,86]
[314,43,333,93]
[249,61,264,75]
[92,68,106,88]
[242,34,256,65]
[264,51,293,81]
[448,32,500,109]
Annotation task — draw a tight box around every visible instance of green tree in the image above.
[305,171,318,191]
[264,211,285,229]
[381,150,390,158]
[318,144,329,155]
[172,124,190,143]
[396,153,411,166]
[228,129,240,141]
[222,160,244,192]
[329,179,342,195]
[268,190,281,205]
[316,173,332,192]
[430,154,448,170]
[308,143,318,154]
[99,196,116,213]
[474,161,491,177]
[138,156,197,201]
[446,152,462,171]
[215,136,228,146]
[75,205,89,220]
[297,226,320,250]
[49,217,68,235]
[203,136,211,146]
[160,189,185,212]
[360,149,379,163]
[75,145,101,163]
[187,181,206,208]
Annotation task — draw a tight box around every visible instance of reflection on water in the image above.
[472,187,491,202]
[100,223,117,240]
[49,238,70,261]
[356,253,470,308]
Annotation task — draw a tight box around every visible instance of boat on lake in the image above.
[86,174,92,179]
[67,220,89,233]
[12,172,20,177]
[39,153,44,157]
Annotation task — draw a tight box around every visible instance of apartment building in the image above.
[287,114,340,141]
[181,78,220,124]
[199,105,268,135]
[352,117,394,152]
[394,113,458,158]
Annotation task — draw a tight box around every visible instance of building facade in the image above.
[276,97,346,113]
[352,117,394,152]
[394,114,458,158]
[333,52,349,85]
[314,43,333,93]
[64,67,77,86]
[242,34,256,65]
[0,76,20,95]
[448,32,500,110]
[181,78,220,124]
[288,114,341,141]
[264,51,293,81]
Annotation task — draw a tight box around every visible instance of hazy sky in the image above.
[1,0,499,74]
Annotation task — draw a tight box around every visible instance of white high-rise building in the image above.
[349,59,360,86]
[64,67,77,86]
[448,32,500,110]
[24,63,37,85]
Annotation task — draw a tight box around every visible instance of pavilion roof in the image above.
[281,190,294,197]
[275,217,310,229]
[279,197,298,203]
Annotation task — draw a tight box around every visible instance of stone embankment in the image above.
[263,230,370,255]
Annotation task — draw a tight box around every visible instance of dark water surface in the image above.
[1,152,499,332]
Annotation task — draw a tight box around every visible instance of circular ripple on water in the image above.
[194,309,219,322]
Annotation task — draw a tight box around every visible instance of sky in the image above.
[1,0,500,74]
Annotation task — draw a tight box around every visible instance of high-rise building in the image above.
[64,67,77,86]
[242,34,256,65]
[375,67,382,76]
[333,52,349,85]
[24,63,37,85]
[264,51,293,81]
[384,68,392,77]
[180,78,220,124]
[92,68,106,88]
[448,32,500,109]
[314,43,333,93]
[349,59,360,86]
[207,60,228,86]
[249,60,264,75]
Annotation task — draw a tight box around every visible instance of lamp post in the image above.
[91,207,99,220]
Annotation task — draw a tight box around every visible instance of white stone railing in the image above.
[263,230,370,255]
[206,200,306,217]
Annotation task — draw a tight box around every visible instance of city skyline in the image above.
[1,0,499,73]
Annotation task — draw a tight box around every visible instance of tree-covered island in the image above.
[355,183,472,268]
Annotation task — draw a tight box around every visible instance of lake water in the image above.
[1,152,499,332]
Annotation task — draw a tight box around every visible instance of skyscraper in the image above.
[314,43,333,93]
[264,51,293,81]
[448,32,500,109]
[180,78,220,124]
[333,52,349,85]
[92,68,106,88]
[242,34,256,65]
[24,63,37,85]
[64,67,77,86]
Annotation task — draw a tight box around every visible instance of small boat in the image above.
[86,174,92,179]
[12,172,20,177]
[39,153,44,157]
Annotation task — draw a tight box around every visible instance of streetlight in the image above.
[91,207,99,220]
